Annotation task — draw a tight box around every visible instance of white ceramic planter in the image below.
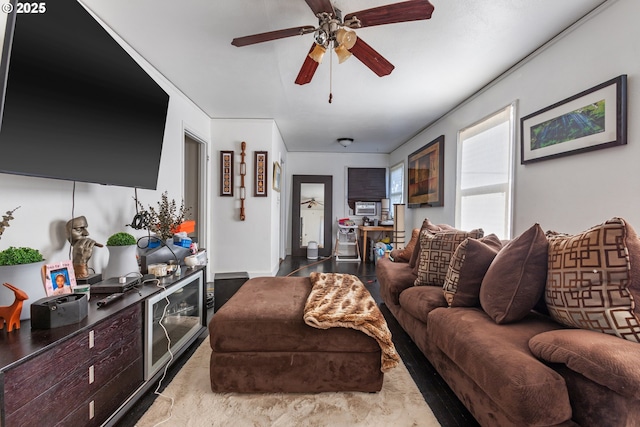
[0,261,47,320]
[102,245,139,279]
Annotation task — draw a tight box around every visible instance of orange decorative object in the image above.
[173,220,196,235]
[0,282,29,332]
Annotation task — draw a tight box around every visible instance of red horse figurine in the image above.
[0,282,29,332]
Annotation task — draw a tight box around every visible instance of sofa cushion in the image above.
[480,223,548,324]
[545,217,640,342]
[443,234,503,307]
[529,329,640,399]
[409,219,456,268]
[414,228,484,287]
[376,257,417,306]
[398,286,448,324]
[427,307,571,425]
[390,228,419,262]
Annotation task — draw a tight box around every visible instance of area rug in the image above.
[136,339,440,427]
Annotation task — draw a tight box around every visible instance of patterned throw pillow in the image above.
[409,219,456,269]
[443,234,502,307]
[546,218,640,343]
[414,228,484,287]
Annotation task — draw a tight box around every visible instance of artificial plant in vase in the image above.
[138,191,191,241]
[103,232,138,279]
[0,206,47,320]
[0,206,44,265]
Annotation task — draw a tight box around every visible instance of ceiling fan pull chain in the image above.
[328,41,333,103]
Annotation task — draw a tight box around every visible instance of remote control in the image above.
[96,293,124,308]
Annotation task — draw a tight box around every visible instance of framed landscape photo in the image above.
[521,75,627,164]
[407,135,444,207]
[254,151,268,197]
[220,151,234,197]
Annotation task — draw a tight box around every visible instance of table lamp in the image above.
[393,204,406,249]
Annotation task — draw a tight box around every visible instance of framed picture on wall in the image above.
[273,161,281,192]
[220,151,234,197]
[254,151,268,197]
[407,135,444,207]
[521,75,627,164]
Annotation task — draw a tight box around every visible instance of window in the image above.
[347,168,386,210]
[389,162,404,207]
[455,102,516,240]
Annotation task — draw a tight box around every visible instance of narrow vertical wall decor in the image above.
[240,142,247,220]
[220,151,234,196]
[254,151,268,197]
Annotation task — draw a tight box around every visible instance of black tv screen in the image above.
[0,0,169,190]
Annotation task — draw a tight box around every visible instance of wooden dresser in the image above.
[0,266,206,427]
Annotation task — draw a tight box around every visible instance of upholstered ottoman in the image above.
[208,276,384,393]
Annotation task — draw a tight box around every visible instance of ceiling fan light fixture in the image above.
[308,43,326,63]
[337,137,354,147]
[334,44,352,63]
[335,28,357,50]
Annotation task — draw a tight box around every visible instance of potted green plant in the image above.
[0,207,47,320]
[0,246,44,266]
[103,232,138,279]
[106,232,136,247]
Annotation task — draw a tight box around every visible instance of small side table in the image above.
[214,272,249,312]
[358,225,394,263]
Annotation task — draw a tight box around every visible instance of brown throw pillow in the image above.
[480,223,548,324]
[545,217,640,342]
[414,228,484,287]
[390,228,419,262]
[443,234,502,307]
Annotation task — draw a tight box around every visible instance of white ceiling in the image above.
[81,0,607,154]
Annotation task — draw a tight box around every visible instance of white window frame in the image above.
[455,101,516,239]
[389,161,404,207]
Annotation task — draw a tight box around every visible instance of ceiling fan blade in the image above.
[345,0,434,28]
[349,37,395,77]
[232,26,315,47]
[304,0,335,17]
[295,44,320,85]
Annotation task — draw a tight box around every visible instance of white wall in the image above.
[0,8,212,279]
[391,0,639,237]
[272,124,288,263]
[210,119,284,277]
[285,152,389,254]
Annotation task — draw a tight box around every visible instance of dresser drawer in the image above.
[3,304,143,424]
[3,330,88,413]
[57,356,143,427]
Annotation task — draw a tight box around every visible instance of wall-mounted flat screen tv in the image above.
[0,0,169,190]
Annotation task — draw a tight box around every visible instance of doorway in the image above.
[292,175,333,257]
[184,132,206,246]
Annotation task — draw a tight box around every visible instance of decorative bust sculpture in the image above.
[66,216,103,278]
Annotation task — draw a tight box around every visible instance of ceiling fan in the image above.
[301,198,324,208]
[231,0,435,89]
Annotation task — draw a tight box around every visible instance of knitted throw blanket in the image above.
[304,272,400,372]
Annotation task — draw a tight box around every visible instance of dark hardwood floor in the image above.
[116,256,479,427]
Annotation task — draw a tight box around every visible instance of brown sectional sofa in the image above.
[378,218,640,427]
